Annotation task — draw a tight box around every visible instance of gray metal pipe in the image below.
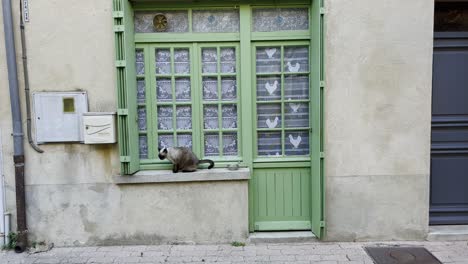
[2,0,28,253]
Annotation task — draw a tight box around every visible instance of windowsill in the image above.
[114,168,250,185]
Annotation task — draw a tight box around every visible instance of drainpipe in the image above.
[2,0,28,253]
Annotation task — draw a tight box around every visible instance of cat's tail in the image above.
[198,159,214,169]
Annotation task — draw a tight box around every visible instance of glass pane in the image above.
[192,10,240,33]
[221,77,237,101]
[222,105,237,129]
[285,130,309,156]
[204,105,219,129]
[174,49,190,74]
[252,8,309,32]
[223,132,238,156]
[257,132,281,156]
[284,46,309,73]
[435,3,468,31]
[176,106,192,130]
[137,107,147,131]
[139,135,148,159]
[257,76,281,101]
[177,134,192,149]
[158,106,173,130]
[202,77,218,100]
[202,48,218,73]
[175,77,191,101]
[285,103,309,128]
[257,104,281,129]
[156,78,172,102]
[158,134,174,149]
[284,75,309,100]
[156,49,171,74]
[134,11,189,33]
[205,133,220,156]
[256,47,281,73]
[137,79,146,103]
[136,49,145,75]
[220,48,236,73]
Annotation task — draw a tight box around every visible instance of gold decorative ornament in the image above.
[153,14,168,32]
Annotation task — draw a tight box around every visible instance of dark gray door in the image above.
[430,2,468,225]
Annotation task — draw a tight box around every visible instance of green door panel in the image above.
[253,168,311,231]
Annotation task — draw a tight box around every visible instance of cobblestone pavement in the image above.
[1,241,468,264]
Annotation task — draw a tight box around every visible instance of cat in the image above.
[158,147,214,173]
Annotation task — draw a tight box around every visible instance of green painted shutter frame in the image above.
[310,0,325,239]
[113,0,140,174]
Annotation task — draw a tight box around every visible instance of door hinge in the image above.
[117,108,129,116]
[320,221,326,228]
[320,152,325,158]
[115,60,126,68]
[120,156,131,162]
[113,25,125,32]
[320,7,326,15]
[320,81,325,88]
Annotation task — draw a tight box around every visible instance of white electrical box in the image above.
[83,112,117,144]
[33,92,88,143]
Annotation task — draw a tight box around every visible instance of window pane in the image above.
[284,46,309,73]
[174,49,190,74]
[256,47,281,73]
[435,3,468,32]
[221,77,237,101]
[257,104,281,129]
[257,76,281,101]
[138,107,147,131]
[285,131,309,156]
[222,105,237,129]
[139,135,148,159]
[252,8,309,32]
[158,106,173,130]
[134,11,189,33]
[177,134,192,149]
[156,78,172,102]
[204,105,219,129]
[175,77,191,102]
[156,49,171,74]
[192,10,240,33]
[205,133,219,156]
[285,103,309,128]
[136,49,145,75]
[258,132,281,156]
[158,134,174,149]
[202,77,218,100]
[220,48,236,73]
[176,106,192,130]
[202,48,218,73]
[223,132,238,156]
[137,79,146,104]
[284,75,309,100]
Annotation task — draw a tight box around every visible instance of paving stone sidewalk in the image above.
[1,241,468,264]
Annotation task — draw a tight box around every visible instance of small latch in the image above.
[115,60,126,68]
[113,25,125,32]
[320,81,325,88]
[320,7,326,15]
[320,152,325,158]
[320,221,326,227]
[112,11,124,18]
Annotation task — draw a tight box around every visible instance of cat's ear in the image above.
[163,148,168,153]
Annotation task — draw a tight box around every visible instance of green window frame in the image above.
[113,0,325,239]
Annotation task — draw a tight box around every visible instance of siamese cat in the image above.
[158,147,214,173]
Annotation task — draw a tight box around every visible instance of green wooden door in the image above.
[251,42,315,231]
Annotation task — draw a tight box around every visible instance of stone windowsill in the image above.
[114,168,250,185]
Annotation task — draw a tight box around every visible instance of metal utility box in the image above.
[33,92,88,143]
[82,112,117,144]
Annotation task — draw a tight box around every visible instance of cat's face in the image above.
[158,148,168,160]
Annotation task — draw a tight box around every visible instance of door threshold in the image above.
[427,225,468,241]
[248,231,317,244]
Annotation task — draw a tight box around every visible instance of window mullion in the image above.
[191,43,202,157]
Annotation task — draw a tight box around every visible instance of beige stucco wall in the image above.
[324,0,434,240]
[0,0,249,246]
[0,0,434,245]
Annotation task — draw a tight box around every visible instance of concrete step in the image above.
[427,225,468,241]
[248,231,317,244]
